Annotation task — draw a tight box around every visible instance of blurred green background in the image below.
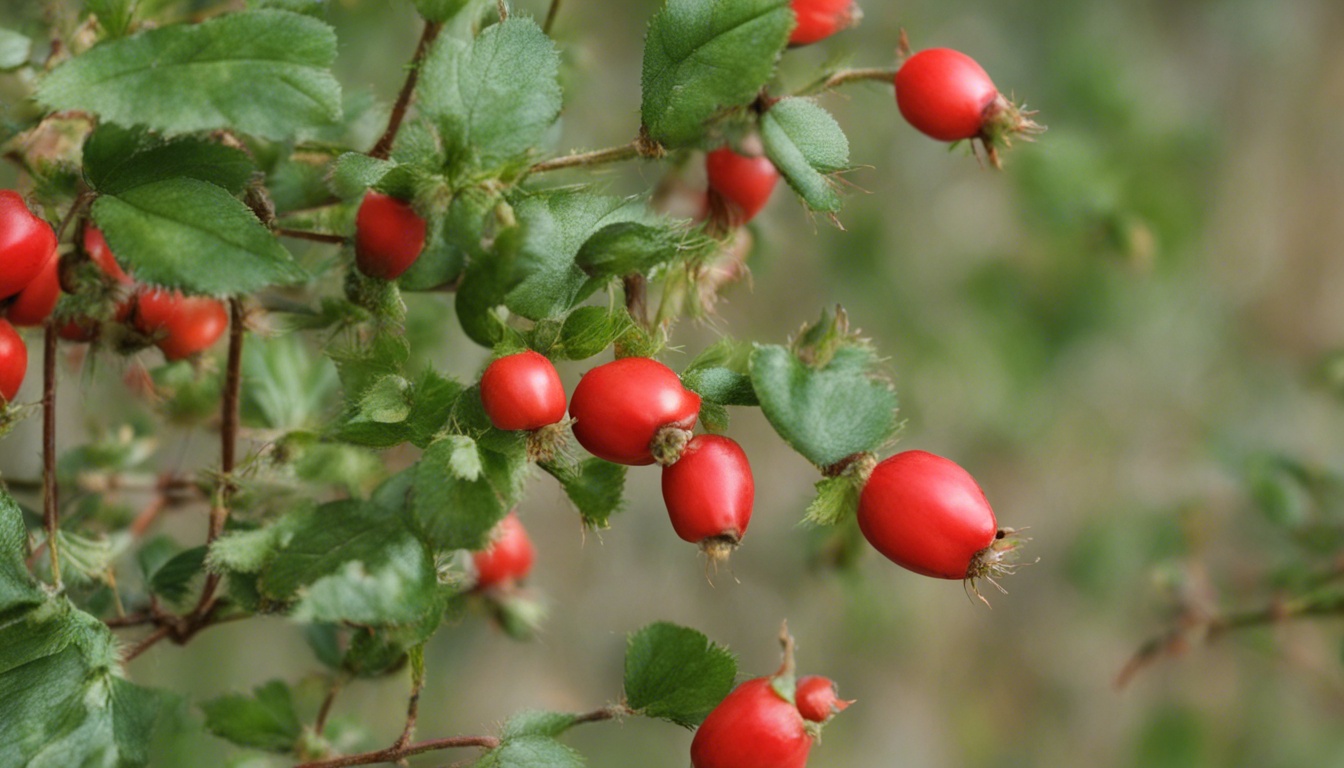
[4,0,1344,765]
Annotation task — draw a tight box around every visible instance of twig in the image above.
[275,228,348,245]
[543,0,561,33]
[393,646,427,750]
[41,322,60,588]
[293,736,501,768]
[314,676,346,737]
[529,142,642,174]
[623,274,649,330]
[795,67,899,97]
[369,20,444,161]
[123,625,172,662]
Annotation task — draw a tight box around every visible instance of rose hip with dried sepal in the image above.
[661,434,754,562]
[568,357,700,466]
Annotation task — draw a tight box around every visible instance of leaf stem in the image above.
[314,676,347,737]
[275,228,348,245]
[369,20,444,161]
[41,321,60,588]
[293,736,501,768]
[623,274,649,330]
[529,141,642,174]
[543,0,561,33]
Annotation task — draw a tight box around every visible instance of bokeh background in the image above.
[4,0,1344,765]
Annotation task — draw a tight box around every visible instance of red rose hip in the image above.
[480,350,566,431]
[82,226,133,284]
[789,0,857,46]
[133,289,230,361]
[473,512,535,590]
[691,678,812,768]
[4,247,59,326]
[894,48,1042,167]
[0,318,28,402]
[858,450,1020,589]
[354,191,427,280]
[795,675,852,723]
[0,190,57,300]
[661,434,754,559]
[568,357,700,466]
[705,147,779,225]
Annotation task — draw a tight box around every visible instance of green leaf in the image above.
[554,306,634,360]
[329,332,411,402]
[506,191,655,320]
[333,367,463,449]
[91,178,306,295]
[0,494,165,767]
[419,17,561,178]
[358,375,414,423]
[257,500,439,625]
[473,735,585,768]
[413,0,476,22]
[441,434,484,481]
[539,457,627,529]
[84,123,255,196]
[760,98,849,213]
[624,622,736,727]
[0,28,32,70]
[398,186,492,292]
[200,680,302,753]
[681,366,757,406]
[574,220,698,281]
[327,152,394,199]
[502,711,581,739]
[86,0,136,38]
[148,545,208,605]
[38,10,342,140]
[804,475,862,526]
[640,0,793,148]
[749,310,899,468]
[411,439,508,551]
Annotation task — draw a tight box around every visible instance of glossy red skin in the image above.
[705,147,779,224]
[661,434,754,545]
[0,318,27,402]
[857,450,997,579]
[354,192,427,280]
[0,191,57,300]
[5,248,59,326]
[58,300,131,343]
[789,0,855,46]
[133,289,230,361]
[568,357,700,466]
[795,675,845,722]
[473,513,535,590]
[691,678,812,768]
[480,350,567,431]
[82,227,133,284]
[895,48,1000,142]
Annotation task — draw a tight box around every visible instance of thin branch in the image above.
[41,322,60,588]
[529,142,642,174]
[369,20,444,161]
[314,676,346,737]
[123,625,172,663]
[275,228,348,245]
[54,190,95,242]
[623,274,648,330]
[393,646,427,750]
[293,736,501,768]
[543,0,561,33]
[795,67,899,97]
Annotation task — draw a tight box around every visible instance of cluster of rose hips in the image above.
[0,191,232,403]
[475,350,754,578]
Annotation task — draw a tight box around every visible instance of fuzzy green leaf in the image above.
[760,98,849,213]
[90,178,306,295]
[37,10,341,140]
[540,457,627,529]
[84,124,254,196]
[412,0,476,22]
[328,152,394,199]
[805,475,862,526]
[641,0,793,148]
[86,0,137,37]
[201,680,302,753]
[624,622,736,727]
[411,438,509,551]
[473,735,585,768]
[419,17,560,178]
[148,546,207,605]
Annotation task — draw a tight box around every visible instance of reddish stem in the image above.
[41,321,60,587]
[294,737,501,768]
[369,21,444,161]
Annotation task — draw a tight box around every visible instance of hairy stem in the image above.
[41,322,60,587]
[369,20,444,161]
[796,67,899,97]
[530,142,641,174]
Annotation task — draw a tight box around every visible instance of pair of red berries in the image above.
[0,190,58,401]
[691,673,850,768]
[480,352,755,557]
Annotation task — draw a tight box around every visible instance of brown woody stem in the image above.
[41,322,60,587]
[369,20,444,161]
